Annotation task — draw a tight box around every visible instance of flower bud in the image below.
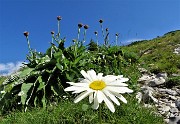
[115,33,119,36]
[94,31,98,35]
[78,23,83,28]
[99,19,103,23]
[51,31,55,35]
[106,28,109,32]
[84,25,89,29]
[72,39,76,42]
[23,31,29,37]
[57,16,62,21]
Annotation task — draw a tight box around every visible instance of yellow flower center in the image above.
[89,80,106,90]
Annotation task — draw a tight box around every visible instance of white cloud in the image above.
[0,61,25,76]
[124,38,144,44]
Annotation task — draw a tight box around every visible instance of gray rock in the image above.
[163,105,171,112]
[138,68,148,73]
[169,95,177,101]
[156,72,168,79]
[175,99,180,110]
[148,77,166,86]
[166,89,178,96]
[168,116,180,124]
[138,74,152,82]
[170,107,179,113]
[176,89,180,95]
[173,46,180,54]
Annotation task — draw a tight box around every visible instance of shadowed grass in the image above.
[0,95,164,124]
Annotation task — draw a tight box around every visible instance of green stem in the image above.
[83,29,86,43]
[98,104,102,124]
[77,28,80,41]
[26,37,33,56]
[58,21,60,38]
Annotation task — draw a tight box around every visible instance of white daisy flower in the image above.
[64,69,133,113]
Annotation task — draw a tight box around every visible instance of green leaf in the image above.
[82,104,89,111]
[42,88,46,109]
[56,63,63,71]
[37,76,45,91]
[51,86,58,96]
[21,83,33,105]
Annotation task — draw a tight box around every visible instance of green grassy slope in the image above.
[123,30,180,75]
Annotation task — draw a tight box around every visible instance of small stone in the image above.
[136,92,142,103]
[166,89,178,96]
[169,95,177,101]
[168,103,176,108]
[175,99,180,110]
[138,68,148,73]
[164,119,169,123]
[169,113,175,118]
[148,77,166,86]
[156,72,168,79]
[170,107,179,113]
[163,106,171,112]
[168,116,180,124]
[176,89,180,94]
[144,104,152,108]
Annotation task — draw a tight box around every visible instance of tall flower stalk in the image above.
[94,31,98,46]
[105,28,109,46]
[99,19,104,40]
[23,31,32,55]
[83,25,89,43]
[51,31,55,43]
[77,23,83,41]
[50,31,55,57]
[115,33,119,46]
[57,16,62,38]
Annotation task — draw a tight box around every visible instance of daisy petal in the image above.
[80,79,91,84]
[72,88,88,94]
[80,70,92,81]
[97,73,103,80]
[89,92,93,104]
[92,91,99,109]
[64,86,77,91]
[118,78,129,82]
[111,92,127,103]
[97,91,104,103]
[74,91,91,103]
[101,93,115,113]
[118,94,127,103]
[87,70,97,81]
[105,86,133,94]
[107,81,128,87]
[67,82,89,87]
[102,75,119,83]
[103,89,120,105]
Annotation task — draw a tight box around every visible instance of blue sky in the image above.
[0,0,180,75]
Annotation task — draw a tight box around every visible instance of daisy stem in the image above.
[98,104,102,124]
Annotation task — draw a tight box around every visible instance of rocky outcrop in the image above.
[136,68,180,124]
[173,44,180,55]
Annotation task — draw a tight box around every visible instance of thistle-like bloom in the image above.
[64,70,133,113]
[84,25,89,29]
[106,28,109,32]
[57,16,62,21]
[94,31,98,35]
[78,23,83,28]
[23,31,29,37]
[51,31,55,35]
[99,19,103,23]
